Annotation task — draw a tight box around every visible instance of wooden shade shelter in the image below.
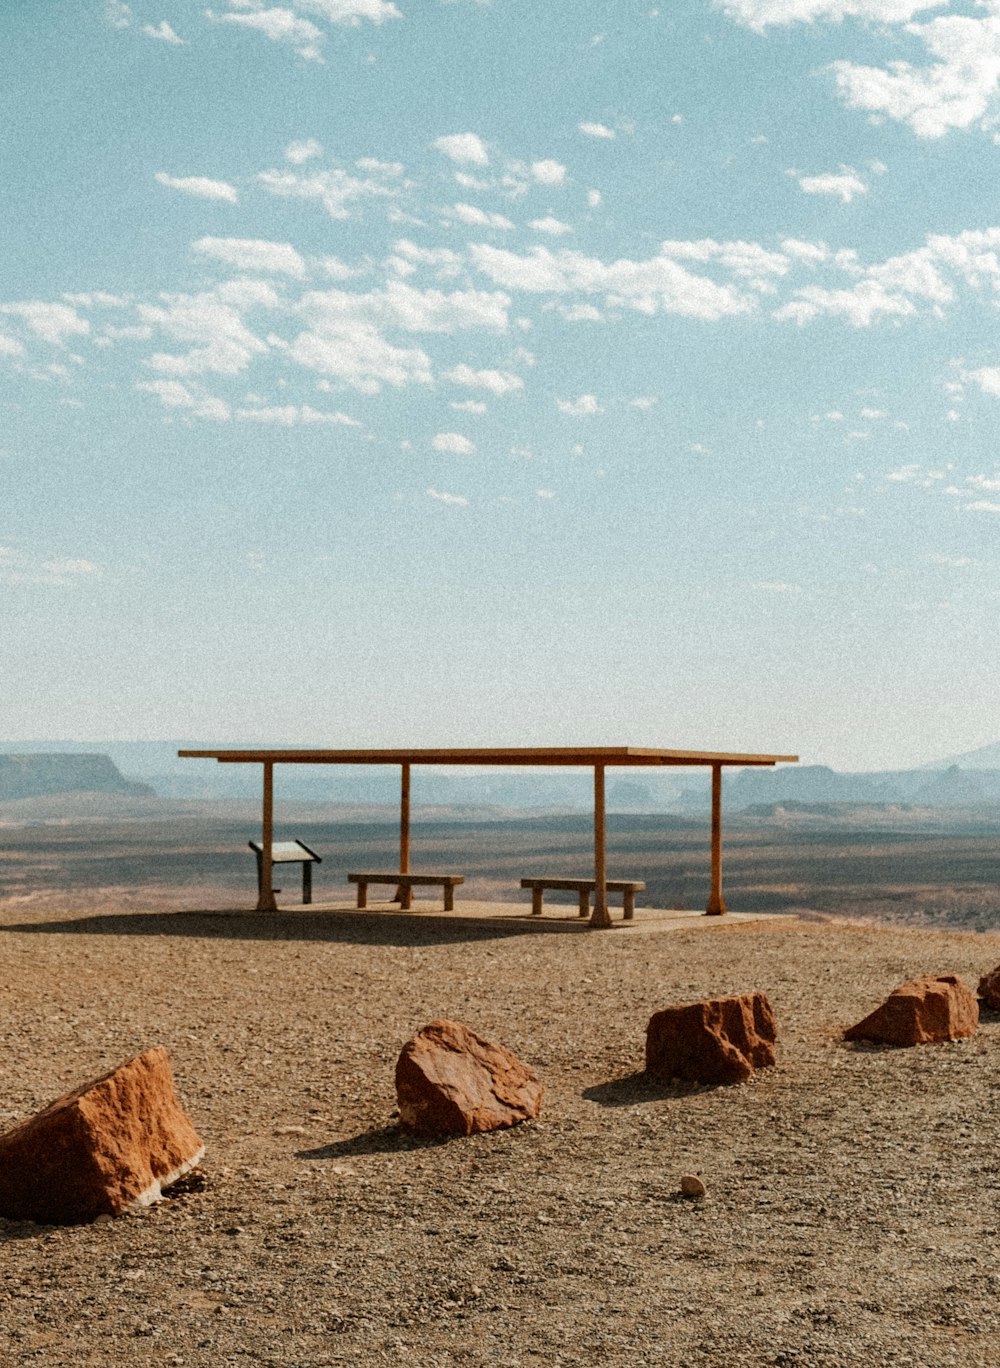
[179,746,798,927]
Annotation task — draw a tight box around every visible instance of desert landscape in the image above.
[3,800,1000,1365]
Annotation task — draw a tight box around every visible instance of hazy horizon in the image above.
[3,3,999,771]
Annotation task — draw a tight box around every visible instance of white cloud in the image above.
[965,499,1000,512]
[443,362,523,394]
[578,121,616,139]
[794,166,868,204]
[135,378,232,420]
[535,488,555,498]
[775,227,1000,326]
[258,165,395,219]
[390,239,463,278]
[831,14,1000,139]
[718,0,940,30]
[928,553,971,566]
[236,403,361,425]
[962,366,1000,396]
[449,203,514,230]
[142,19,184,43]
[0,549,102,588]
[469,242,759,320]
[0,333,25,357]
[207,7,325,62]
[297,0,400,22]
[557,393,603,415]
[106,0,131,28]
[434,133,489,166]
[450,398,487,413]
[297,280,510,334]
[587,189,602,208]
[156,172,239,203]
[630,395,658,409]
[530,216,572,236]
[427,488,469,506]
[531,159,566,185]
[0,301,89,346]
[432,431,476,454]
[139,282,274,376]
[285,138,324,164]
[192,236,306,276]
[273,323,433,392]
[356,157,404,176]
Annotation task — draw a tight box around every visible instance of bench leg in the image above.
[444,884,455,912]
[578,890,590,917]
[401,885,413,910]
[356,882,367,909]
[531,887,543,916]
[303,864,312,906]
[623,888,635,921]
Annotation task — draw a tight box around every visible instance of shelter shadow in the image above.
[0,906,589,948]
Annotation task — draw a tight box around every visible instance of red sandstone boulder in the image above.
[0,1047,204,1224]
[845,975,978,1046]
[645,992,777,1086]
[395,1019,543,1136]
[978,964,1000,1011]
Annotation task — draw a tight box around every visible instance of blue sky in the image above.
[2,0,999,769]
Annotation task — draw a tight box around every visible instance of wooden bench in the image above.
[520,876,646,920]
[249,839,322,905]
[347,872,465,911]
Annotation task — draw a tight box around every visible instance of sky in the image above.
[2,0,1000,771]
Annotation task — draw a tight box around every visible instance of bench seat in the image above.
[347,872,465,911]
[520,876,646,920]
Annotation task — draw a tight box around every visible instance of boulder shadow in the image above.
[582,1070,703,1107]
[296,1125,451,1160]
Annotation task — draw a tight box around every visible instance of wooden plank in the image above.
[520,877,646,892]
[347,872,465,886]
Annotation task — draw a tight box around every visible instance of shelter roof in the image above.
[179,746,797,768]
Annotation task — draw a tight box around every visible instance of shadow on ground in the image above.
[582,1070,702,1106]
[0,907,596,947]
[296,1125,452,1160]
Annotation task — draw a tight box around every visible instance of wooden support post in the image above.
[590,764,612,928]
[705,762,727,916]
[302,862,312,905]
[394,762,411,904]
[256,762,278,912]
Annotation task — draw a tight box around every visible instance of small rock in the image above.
[395,1019,543,1137]
[845,975,978,1046]
[646,992,778,1085]
[978,964,1000,1010]
[680,1174,707,1198]
[0,1047,204,1225]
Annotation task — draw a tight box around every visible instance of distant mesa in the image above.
[0,753,155,801]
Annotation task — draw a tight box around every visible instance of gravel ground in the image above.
[2,893,1000,1367]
